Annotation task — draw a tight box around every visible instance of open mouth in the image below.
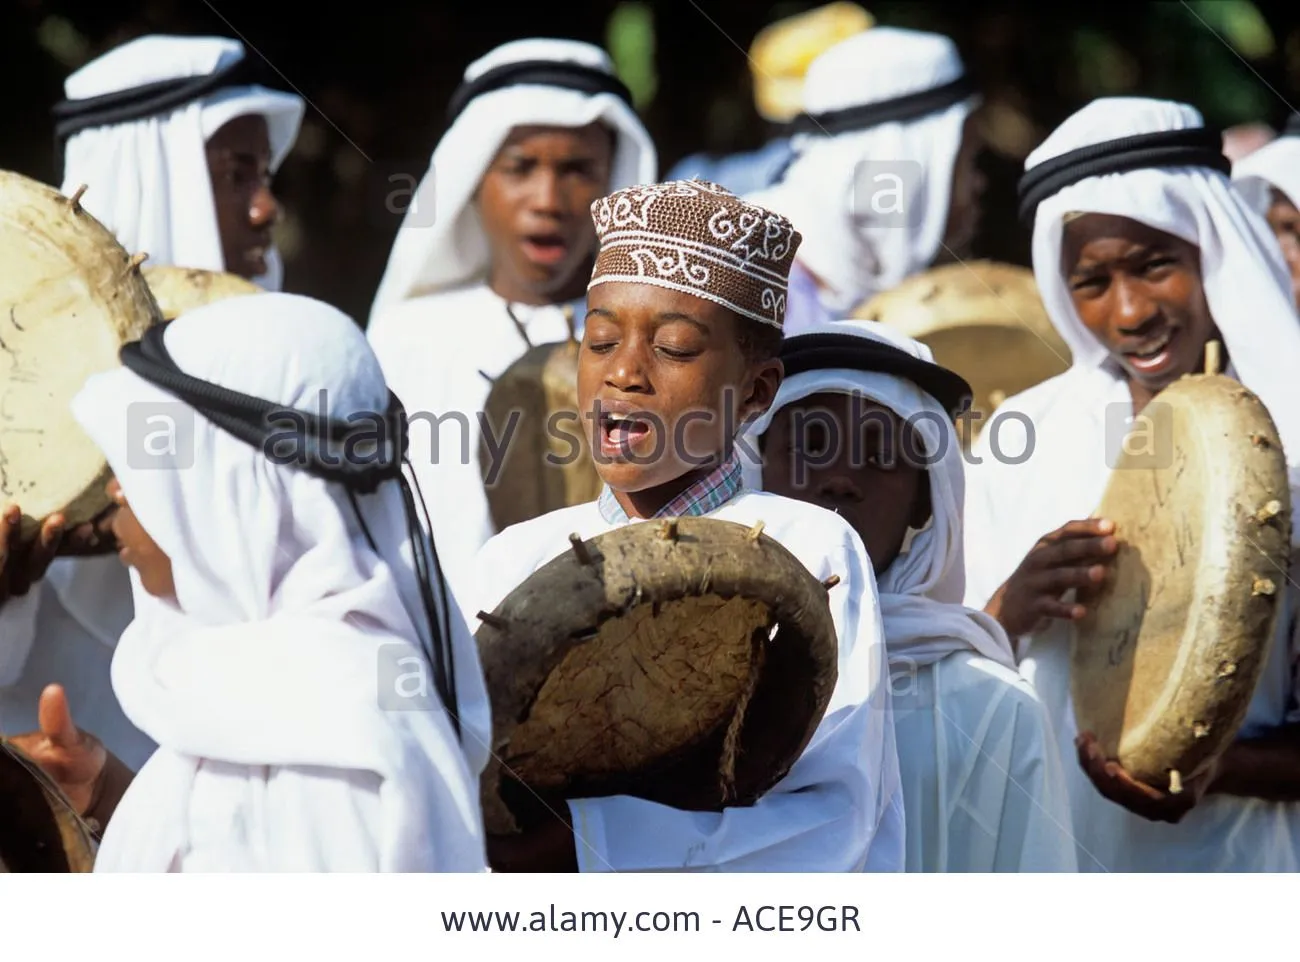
[520,233,569,266]
[599,407,655,458]
[1123,327,1178,375]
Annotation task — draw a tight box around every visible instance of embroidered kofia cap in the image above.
[588,179,803,330]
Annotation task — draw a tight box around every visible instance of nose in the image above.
[249,182,280,229]
[816,473,864,503]
[603,341,652,395]
[1113,275,1159,336]
[528,168,563,216]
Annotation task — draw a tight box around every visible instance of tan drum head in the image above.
[853,261,1071,440]
[475,516,839,835]
[479,339,603,532]
[142,265,260,321]
[1071,373,1292,790]
[0,740,96,872]
[0,172,160,541]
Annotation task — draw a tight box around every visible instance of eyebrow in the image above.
[1069,242,1169,274]
[654,311,710,335]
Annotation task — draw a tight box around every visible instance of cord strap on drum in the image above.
[118,323,462,740]
[1016,127,1231,225]
[446,60,634,126]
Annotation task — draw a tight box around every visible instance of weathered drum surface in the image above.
[0,172,161,541]
[1071,373,1292,790]
[142,265,260,321]
[479,338,603,532]
[475,516,840,835]
[852,261,1071,440]
[0,739,96,872]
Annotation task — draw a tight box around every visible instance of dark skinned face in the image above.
[476,123,615,305]
[1062,214,1218,408]
[106,479,175,600]
[205,114,280,279]
[761,394,930,576]
[1265,188,1300,309]
[578,283,782,517]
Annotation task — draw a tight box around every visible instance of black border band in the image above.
[785,74,975,137]
[1016,127,1230,226]
[446,59,634,126]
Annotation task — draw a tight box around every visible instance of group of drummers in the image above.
[3,2,1300,874]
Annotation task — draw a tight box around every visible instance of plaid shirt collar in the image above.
[597,455,745,525]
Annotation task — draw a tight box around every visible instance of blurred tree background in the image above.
[3,0,1298,323]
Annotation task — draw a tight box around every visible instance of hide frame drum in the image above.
[0,739,97,872]
[852,261,1071,442]
[479,307,603,532]
[0,172,161,542]
[142,265,261,321]
[474,516,841,836]
[1071,355,1292,794]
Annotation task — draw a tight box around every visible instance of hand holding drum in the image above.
[1065,346,1292,810]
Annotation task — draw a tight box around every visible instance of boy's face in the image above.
[579,283,782,493]
[761,393,929,576]
[1265,188,1300,309]
[206,114,279,280]
[1062,213,1216,395]
[476,123,614,301]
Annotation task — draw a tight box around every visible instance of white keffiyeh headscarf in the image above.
[742,320,1016,671]
[58,35,304,291]
[70,293,491,872]
[965,97,1300,611]
[1232,122,1300,217]
[751,27,977,317]
[367,38,658,325]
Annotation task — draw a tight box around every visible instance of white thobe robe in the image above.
[367,283,583,605]
[964,373,1300,872]
[472,489,904,872]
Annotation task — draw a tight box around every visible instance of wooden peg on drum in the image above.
[1070,359,1292,796]
[0,169,162,546]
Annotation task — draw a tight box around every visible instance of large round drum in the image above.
[479,337,603,532]
[142,265,260,321]
[0,172,161,541]
[1071,373,1292,791]
[474,516,840,836]
[0,739,96,872]
[852,261,1071,442]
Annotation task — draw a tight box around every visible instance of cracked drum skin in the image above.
[474,516,840,836]
[1071,373,1292,792]
[0,171,161,542]
[0,739,96,873]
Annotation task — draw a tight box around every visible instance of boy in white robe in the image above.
[742,319,1078,871]
[1,35,304,789]
[964,97,1300,872]
[1232,113,1300,309]
[63,292,492,871]
[366,39,658,608]
[750,26,985,336]
[471,179,903,873]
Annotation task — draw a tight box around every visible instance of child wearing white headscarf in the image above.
[964,97,1300,872]
[366,39,658,609]
[743,320,1077,871]
[70,293,491,872]
[751,27,981,334]
[0,36,305,771]
[1232,115,1300,308]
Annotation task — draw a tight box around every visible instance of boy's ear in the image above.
[740,358,784,423]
